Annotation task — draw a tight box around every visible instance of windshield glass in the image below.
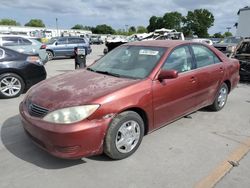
[219,37,241,44]
[89,45,166,79]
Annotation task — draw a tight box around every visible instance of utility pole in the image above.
[226,27,231,32]
[56,18,59,36]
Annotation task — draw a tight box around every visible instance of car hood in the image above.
[27,70,140,111]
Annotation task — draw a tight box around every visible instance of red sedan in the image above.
[19,40,240,160]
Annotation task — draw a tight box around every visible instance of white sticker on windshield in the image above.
[139,49,159,56]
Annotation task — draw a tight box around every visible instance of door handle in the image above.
[219,67,224,73]
[190,76,196,83]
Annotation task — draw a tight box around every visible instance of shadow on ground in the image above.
[1,115,85,169]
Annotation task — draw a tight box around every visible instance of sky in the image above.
[0,0,249,35]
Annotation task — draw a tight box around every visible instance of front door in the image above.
[153,45,198,128]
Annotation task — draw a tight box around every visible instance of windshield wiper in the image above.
[86,67,95,72]
[94,70,121,77]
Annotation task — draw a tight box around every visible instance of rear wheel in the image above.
[209,83,228,111]
[0,73,25,99]
[104,111,144,160]
[46,51,54,61]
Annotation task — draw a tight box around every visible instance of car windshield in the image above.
[219,37,241,44]
[47,38,58,44]
[88,45,166,79]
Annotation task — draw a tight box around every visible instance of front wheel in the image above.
[0,73,25,99]
[209,83,228,111]
[104,111,144,160]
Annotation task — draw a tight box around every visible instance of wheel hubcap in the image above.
[217,87,227,108]
[0,76,21,97]
[115,120,141,153]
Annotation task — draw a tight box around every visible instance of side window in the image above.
[77,38,86,44]
[68,38,79,44]
[57,38,67,44]
[2,37,19,46]
[191,45,221,68]
[19,38,32,45]
[162,46,193,73]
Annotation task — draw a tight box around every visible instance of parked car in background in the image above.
[0,47,46,98]
[46,36,92,60]
[90,35,103,45]
[213,36,242,57]
[233,38,250,81]
[191,38,213,45]
[0,35,48,65]
[20,40,239,160]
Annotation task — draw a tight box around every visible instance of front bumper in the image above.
[19,102,111,159]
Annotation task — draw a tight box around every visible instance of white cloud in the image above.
[0,0,249,34]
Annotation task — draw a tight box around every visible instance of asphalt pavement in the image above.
[0,44,250,188]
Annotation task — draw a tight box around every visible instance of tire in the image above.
[209,83,228,111]
[104,111,145,160]
[46,51,54,61]
[0,73,25,99]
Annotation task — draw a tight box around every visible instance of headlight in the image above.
[43,105,100,124]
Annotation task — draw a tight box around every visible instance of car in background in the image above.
[0,35,48,65]
[20,40,239,160]
[233,38,250,81]
[213,36,242,57]
[191,38,213,45]
[0,47,46,99]
[46,36,92,60]
[90,35,103,45]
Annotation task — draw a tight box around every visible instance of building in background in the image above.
[236,6,250,37]
[0,25,92,39]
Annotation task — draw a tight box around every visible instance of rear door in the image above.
[67,37,82,56]
[190,44,224,108]
[54,37,68,56]
[153,45,199,128]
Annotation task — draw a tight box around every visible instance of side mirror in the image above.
[55,42,58,46]
[158,69,178,81]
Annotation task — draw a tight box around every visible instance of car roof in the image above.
[126,40,192,48]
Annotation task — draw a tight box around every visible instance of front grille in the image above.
[28,102,49,118]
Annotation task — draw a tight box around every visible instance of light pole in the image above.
[56,18,59,36]
[125,24,129,33]
[226,27,231,32]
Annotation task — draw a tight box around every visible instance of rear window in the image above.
[68,37,85,44]
[20,38,32,45]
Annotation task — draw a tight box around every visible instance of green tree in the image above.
[213,32,224,38]
[0,18,20,26]
[92,24,115,34]
[223,31,233,37]
[129,26,136,33]
[137,26,147,33]
[147,16,164,32]
[162,12,183,31]
[25,19,45,27]
[71,24,84,29]
[182,9,214,37]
